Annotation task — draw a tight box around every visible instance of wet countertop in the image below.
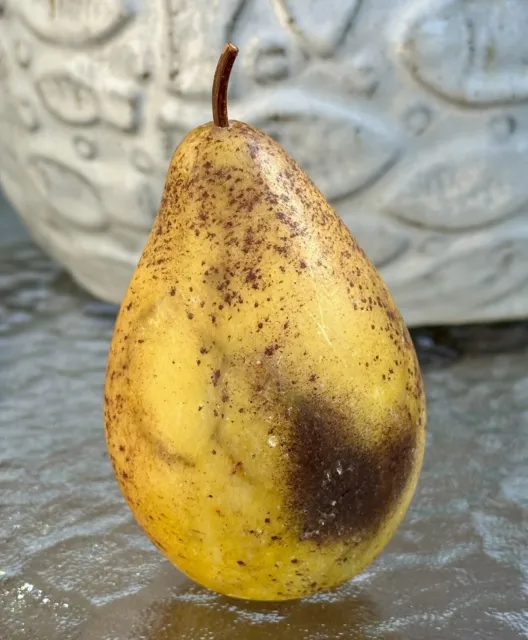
[1,200,527,640]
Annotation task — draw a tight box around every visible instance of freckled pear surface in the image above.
[104,46,426,601]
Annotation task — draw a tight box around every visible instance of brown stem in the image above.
[212,43,239,128]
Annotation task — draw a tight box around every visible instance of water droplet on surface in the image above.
[268,435,278,447]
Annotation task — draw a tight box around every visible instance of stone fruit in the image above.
[104,43,426,601]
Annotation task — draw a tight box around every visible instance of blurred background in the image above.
[2,0,528,325]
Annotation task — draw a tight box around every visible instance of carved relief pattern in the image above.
[1,0,528,326]
[17,0,134,46]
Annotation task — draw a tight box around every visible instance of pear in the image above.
[104,43,426,601]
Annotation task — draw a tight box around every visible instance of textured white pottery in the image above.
[1,0,528,325]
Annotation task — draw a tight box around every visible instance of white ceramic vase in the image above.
[1,0,528,326]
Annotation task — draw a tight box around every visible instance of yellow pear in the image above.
[104,43,426,601]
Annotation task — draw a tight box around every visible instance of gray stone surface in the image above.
[1,200,527,639]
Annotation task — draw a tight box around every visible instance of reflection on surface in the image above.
[135,579,383,640]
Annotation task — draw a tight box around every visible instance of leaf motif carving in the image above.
[399,0,528,106]
[380,138,528,231]
[271,0,361,57]
[36,73,99,125]
[392,236,528,325]
[29,156,107,230]
[16,0,134,47]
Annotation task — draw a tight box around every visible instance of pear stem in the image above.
[212,43,239,128]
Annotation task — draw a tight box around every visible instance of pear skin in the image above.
[104,44,426,601]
